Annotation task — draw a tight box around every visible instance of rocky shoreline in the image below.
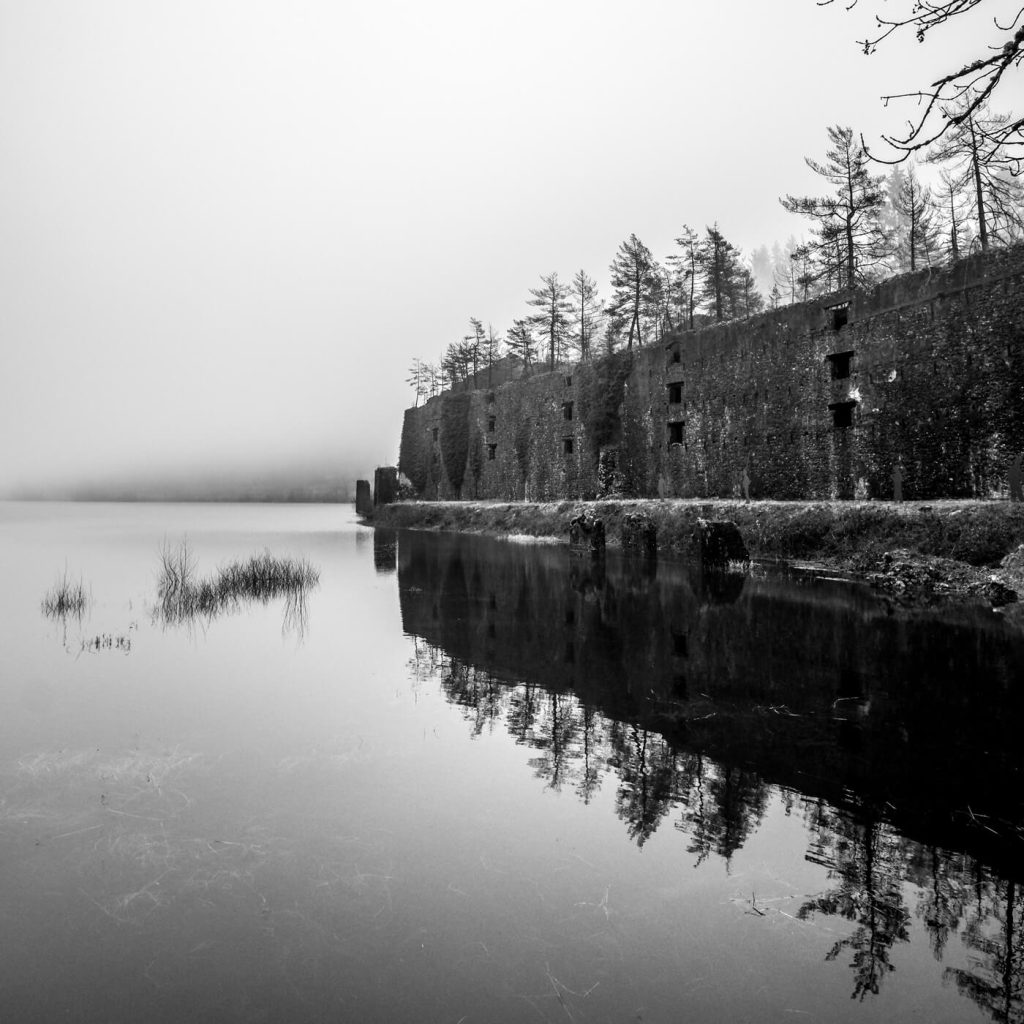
[368,497,1024,617]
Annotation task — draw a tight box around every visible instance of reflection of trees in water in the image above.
[799,802,911,1000]
[682,760,770,866]
[398,531,1024,1018]
[412,631,1023,1020]
[944,876,1024,1024]
[609,725,676,847]
[798,804,1024,1020]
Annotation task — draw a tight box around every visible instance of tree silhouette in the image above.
[608,234,659,349]
[782,125,890,288]
[821,0,1023,168]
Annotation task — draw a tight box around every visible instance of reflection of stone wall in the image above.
[397,531,1024,871]
[399,246,1024,500]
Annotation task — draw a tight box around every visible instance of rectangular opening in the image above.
[667,383,682,404]
[486,443,497,460]
[668,421,685,446]
[829,303,849,331]
[564,375,573,387]
[431,427,438,441]
[672,350,681,364]
[487,416,496,432]
[672,632,688,657]
[829,400,856,429]
[562,401,574,421]
[562,437,574,455]
[827,350,854,381]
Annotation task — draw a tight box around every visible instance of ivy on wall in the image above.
[441,391,472,497]
[399,408,428,493]
[401,248,1024,502]
[581,352,633,458]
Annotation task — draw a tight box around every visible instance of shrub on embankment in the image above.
[372,499,1024,567]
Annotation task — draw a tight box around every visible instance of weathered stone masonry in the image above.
[400,246,1024,502]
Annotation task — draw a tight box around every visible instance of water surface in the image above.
[1,502,1021,1023]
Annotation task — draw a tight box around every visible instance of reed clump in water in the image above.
[157,540,319,624]
[41,571,90,619]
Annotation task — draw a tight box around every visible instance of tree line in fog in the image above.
[408,104,1023,404]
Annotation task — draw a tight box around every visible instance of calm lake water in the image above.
[1,501,1022,1023]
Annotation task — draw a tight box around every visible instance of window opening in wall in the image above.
[829,400,856,429]
[668,421,685,446]
[562,401,574,420]
[667,383,682,404]
[672,349,681,364]
[562,437,574,455]
[672,632,688,657]
[564,375,573,387]
[829,303,849,330]
[487,443,497,460]
[486,391,495,404]
[827,350,854,380]
[431,427,439,441]
[487,416,496,432]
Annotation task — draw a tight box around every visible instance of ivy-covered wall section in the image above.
[398,246,1024,501]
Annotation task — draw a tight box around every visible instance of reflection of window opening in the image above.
[563,437,574,455]
[830,303,849,330]
[829,400,856,429]
[667,383,682,404]
[487,623,496,638]
[487,416,496,432]
[487,443,497,460]
[668,421,685,445]
[827,350,854,380]
[564,641,575,664]
[431,427,439,441]
[562,401,574,420]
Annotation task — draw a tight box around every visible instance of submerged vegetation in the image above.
[41,571,90,619]
[156,540,319,627]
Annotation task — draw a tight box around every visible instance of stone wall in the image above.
[399,246,1024,501]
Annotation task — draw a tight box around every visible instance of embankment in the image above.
[370,498,1024,607]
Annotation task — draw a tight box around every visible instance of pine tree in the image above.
[505,318,537,373]
[608,234,659,348]
[928,97,1024,251]
[781,125,890,288]
[696,224,741,322]
[892,163,940,271]
[527,272,572,371]
[668,225,700,330]
[568,270,601,362]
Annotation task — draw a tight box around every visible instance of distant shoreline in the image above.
[2,494,355,504]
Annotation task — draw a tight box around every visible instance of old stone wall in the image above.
[399,245,1024,501]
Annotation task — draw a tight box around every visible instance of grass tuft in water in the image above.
[41,570,90,619]
[157,540,319,624]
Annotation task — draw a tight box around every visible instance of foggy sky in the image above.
[0,0,1005,496]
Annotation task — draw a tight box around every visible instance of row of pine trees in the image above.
[409,107,1023,403]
